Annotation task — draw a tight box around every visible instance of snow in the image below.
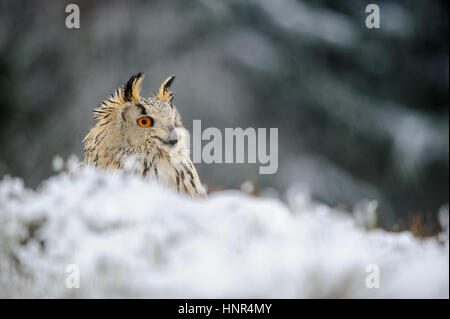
[0,167,448,298]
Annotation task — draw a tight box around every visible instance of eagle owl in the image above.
[83,73,206,198]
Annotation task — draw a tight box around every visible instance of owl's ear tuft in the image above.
[124,73,144,102]
[156,75,175,102]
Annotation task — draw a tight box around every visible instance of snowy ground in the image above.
[0,166,448,298]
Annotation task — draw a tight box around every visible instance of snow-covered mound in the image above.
[0,167,448,298]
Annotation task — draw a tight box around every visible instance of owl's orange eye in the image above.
[137,116,153,128]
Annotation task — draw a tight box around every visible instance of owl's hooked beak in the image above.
[152,128,187,150]
[169,128,178,145]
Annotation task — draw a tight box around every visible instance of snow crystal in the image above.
[0,167,448,298]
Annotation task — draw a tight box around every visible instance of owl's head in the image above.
[84,73,185,161]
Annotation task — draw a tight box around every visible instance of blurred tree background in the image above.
[0,0,448,229]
